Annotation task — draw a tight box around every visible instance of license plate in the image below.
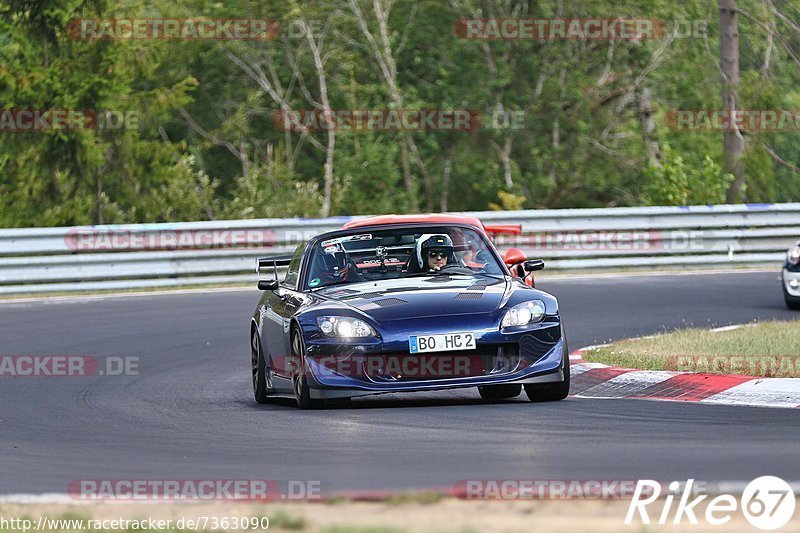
[408,332,476,354]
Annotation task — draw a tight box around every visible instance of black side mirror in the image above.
[257,279,279,291]
[523,259,545,272]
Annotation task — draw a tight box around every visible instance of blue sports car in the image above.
[250,214,569,408]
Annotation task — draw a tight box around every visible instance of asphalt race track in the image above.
[1,270,799,495]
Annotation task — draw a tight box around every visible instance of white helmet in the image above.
[416,234,454,269]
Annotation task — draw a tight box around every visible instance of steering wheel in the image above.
[432,264,473,275]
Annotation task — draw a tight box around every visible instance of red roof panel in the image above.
[342,214,486,232]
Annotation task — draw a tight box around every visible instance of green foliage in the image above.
[489,190,526,211]
[643,147,736,206]
[221,152,324,219]
[333,136,411,215]
[1,0,799,227]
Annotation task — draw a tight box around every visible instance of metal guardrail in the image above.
[0,204,797,294]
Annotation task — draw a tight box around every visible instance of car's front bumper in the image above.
[301,320,566,399]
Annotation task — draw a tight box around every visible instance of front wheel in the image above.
[291,327,323,409]
[251,330,269,404]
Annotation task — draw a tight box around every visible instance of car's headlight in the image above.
[317,316,375,338]
[500,300,546,329]
[788,246,800,265]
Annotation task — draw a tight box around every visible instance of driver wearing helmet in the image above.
[417,234,455,272]
[310,243,359,287]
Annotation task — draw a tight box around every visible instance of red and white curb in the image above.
[569,348,800,409]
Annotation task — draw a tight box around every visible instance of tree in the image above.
[720,0,745,202]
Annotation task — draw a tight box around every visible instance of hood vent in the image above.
[373,297,408,307]
[454,292,483,300]
[328,288,359,297]
[467,280,495,291]
[342,291,384,301]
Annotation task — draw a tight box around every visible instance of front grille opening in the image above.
[365,345,521,382]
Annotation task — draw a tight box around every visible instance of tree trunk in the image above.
[637,87,662,168]
[440,145,454,212]
[305,21,335,218]
[491,137,514,189]
[500,137,513,189]
[321,125,335,218]
[720,0,745,202]
[405,132,434,211]
[399,141,416,209]
[95,172,104,225]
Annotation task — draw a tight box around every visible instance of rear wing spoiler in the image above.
[256,255,292,277]
[483,224,522,239]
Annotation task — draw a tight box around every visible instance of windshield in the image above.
[304,226,505,289]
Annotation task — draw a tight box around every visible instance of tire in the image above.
[524,341,570,403]
[251,329,269,404]
[478,384,521,400]
[291,326,323,409]
[784,282,800,310]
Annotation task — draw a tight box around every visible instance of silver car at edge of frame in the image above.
[783,239,800,310]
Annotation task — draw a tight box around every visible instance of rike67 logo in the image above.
[626,477,796,530]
